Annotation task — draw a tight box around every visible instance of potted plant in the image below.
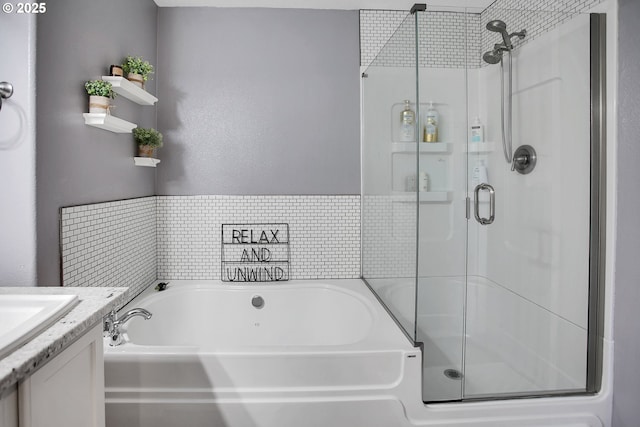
[121,56,154,89]
[133,127,163,157]
[85,80,115,113]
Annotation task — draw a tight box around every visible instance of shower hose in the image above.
[501,50,514,164]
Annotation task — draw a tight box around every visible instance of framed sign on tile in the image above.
[221,223,290,282]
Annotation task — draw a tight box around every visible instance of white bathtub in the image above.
[104,279,421,427]
[104,279,610,427]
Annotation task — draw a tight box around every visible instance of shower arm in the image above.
[494,30,527,53]
[509,30,527,40]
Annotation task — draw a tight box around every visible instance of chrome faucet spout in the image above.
[103,307,152,346]
[115,308,152,326]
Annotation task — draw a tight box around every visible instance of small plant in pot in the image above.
[133,127,163,158]
[85,80,115,113]
[121,56,154,89]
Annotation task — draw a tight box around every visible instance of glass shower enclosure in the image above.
[361,5,606,403]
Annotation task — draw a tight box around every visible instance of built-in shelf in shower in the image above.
[466,142,495,153]
[392,142,452,154]
[392,191,452,203]
[83,113,136,133]
[101,76,158,106]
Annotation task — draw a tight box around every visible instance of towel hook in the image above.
[0,82,14,111]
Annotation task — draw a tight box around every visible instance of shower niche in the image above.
[390,149,452,202]
[362,6,603,405]
[390,101,454,202]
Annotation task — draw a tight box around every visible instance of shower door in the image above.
[415,7,604,401]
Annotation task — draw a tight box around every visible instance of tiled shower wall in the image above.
[360,0,605,69]
[60,195,360,291]
[481,0,606,55]
[359,10,409,68]
[360,10,482,69]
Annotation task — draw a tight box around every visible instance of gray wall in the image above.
[156,8,360,195]
[36,0,158,286]
[613,0,640,425]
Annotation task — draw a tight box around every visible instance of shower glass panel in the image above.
[361,13,419,341]
[362,3,603,404]
[414,8,472,402]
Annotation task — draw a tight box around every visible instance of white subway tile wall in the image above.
[60,195,360,290]
[157,195,360,280]
[60,197,156,298]
[481,0,605,60]
[359,10,409,68]
[360,0,604,69]
[365,12,415,68]
[362,195,416,278]
[417,12,481,69]
[361,11,481,69]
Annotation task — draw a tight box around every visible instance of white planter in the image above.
[88,95,110,113]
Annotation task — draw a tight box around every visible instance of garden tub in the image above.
[104,279,420,427]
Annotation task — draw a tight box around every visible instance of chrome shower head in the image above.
[482,49,503,64]
[486,20,507,32]
[486,19,513,49]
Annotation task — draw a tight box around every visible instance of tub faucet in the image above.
[104,308,152,346]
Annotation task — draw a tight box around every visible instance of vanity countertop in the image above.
[0,286,129,397]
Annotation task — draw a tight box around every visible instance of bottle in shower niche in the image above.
[399,100,416,142]
[423,101,439,143]
[471,117,484,143]
[471,160,488,187]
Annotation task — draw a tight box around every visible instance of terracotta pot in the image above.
[88,95,110,113]
[138,145,155,158]
[127,72,144,89]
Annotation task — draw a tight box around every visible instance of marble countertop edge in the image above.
[0,286,130,397]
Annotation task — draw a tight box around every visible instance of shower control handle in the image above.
[511,155,528,171]
[474,183,495,225]
[511,145,537,174]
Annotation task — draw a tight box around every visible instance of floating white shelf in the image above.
[102,76,158,106]
[83,113,136,133]
[466,142,495,153]
[392,142,452,154]
[134,157,161,167]
[392,191,453,203]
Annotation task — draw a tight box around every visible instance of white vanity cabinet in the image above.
[18,323,105,427]
[0,387,18,427]
[0,287,126,427]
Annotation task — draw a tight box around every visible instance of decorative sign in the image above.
[221,223,290,282]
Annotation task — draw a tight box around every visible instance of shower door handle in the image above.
[474,183,495,225]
